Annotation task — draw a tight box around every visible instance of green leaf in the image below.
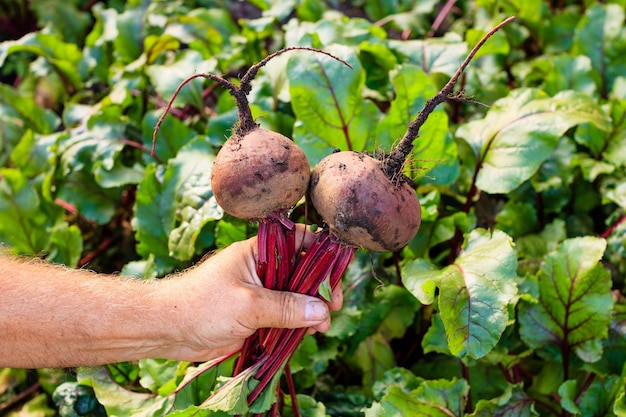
[572,3,626,96]
[164,138,222,261]
[0,32,83,89]
[283,394,327,417]
[495,201,538,238]
[353,333,396,389]
[0,83,60,135]
[166,8,237,57]
[422,313,452,356]
[55,108,139,197]
[469,383,539,417]
[202,369,258,415]
[121,256,158,279]
[575,98,626,166]
[112,7,144,64]
[466,26,510,60]
[142,109,198,164]
[371,367,422,401]
[31,0,93,45]
[604,181,626,210]
[518,237,613,362]
[584,376,623,417]
[288,335,330,382]
[138,359,186,396]
[145,50,215,114]
[166,406,217,417]
[78,367,175,416]
[387,33,468,77]
[214,216,250,249]
[587,302,626,377]
[405,229,517,359]
[56,169,120,224]
[376,64,436,149]
[289,44,379,164]
[0,168,55,254]
[283,12,386,47]
[133,164,183,274]
[378,285,420,340]
[457,88,611,194]
[616,391,626,416]
[366,378,469,417]
[375,64,454,183]
[53,381,106,417]
[401,258,438,305]
[134,137,220,269]
[144,34,180,65]
[358,41,398,90]
[12,392,57,416]
[46,223,83,267]
[558,379,580,414]
[10,130,57,177]
[540,55,596,97]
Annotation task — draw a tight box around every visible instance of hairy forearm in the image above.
[0,254,178,368]
[0,229,335,368]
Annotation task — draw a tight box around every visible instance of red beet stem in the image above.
[248,231,355,405]
[228,224,355,411]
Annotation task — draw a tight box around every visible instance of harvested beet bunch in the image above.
[153,15,514,415]
[154,47,353,415]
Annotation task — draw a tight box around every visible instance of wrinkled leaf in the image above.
[365,378,469,417]
[572,3,626,97]
[0,168,55,254]
[469,383,538,417]
[289,44,379,164]
[132,163,182,274]
[405,229,518,359]
[78,367,175,416]
[387,33,467,77]
[518,237,613,362]
[457,88,611,194]
[164,138,222,261]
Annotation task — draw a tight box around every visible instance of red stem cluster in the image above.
[205,213,354,415]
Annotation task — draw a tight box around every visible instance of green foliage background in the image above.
[1,0,626,416]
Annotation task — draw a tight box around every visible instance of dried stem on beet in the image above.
[381,16,516,179]
[152,46,351,155]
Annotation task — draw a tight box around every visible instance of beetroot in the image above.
[310,151,421,252]
[211,127,310,220]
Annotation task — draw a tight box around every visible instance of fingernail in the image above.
[305,301,327,322]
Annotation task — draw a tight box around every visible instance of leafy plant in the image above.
[1,1,625,416]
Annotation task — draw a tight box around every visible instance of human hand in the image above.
[156,225,344,363]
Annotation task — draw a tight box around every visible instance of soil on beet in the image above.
[309,151,421,252]
[211,128,310,220]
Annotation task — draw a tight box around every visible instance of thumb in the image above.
[249,288,330,330]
